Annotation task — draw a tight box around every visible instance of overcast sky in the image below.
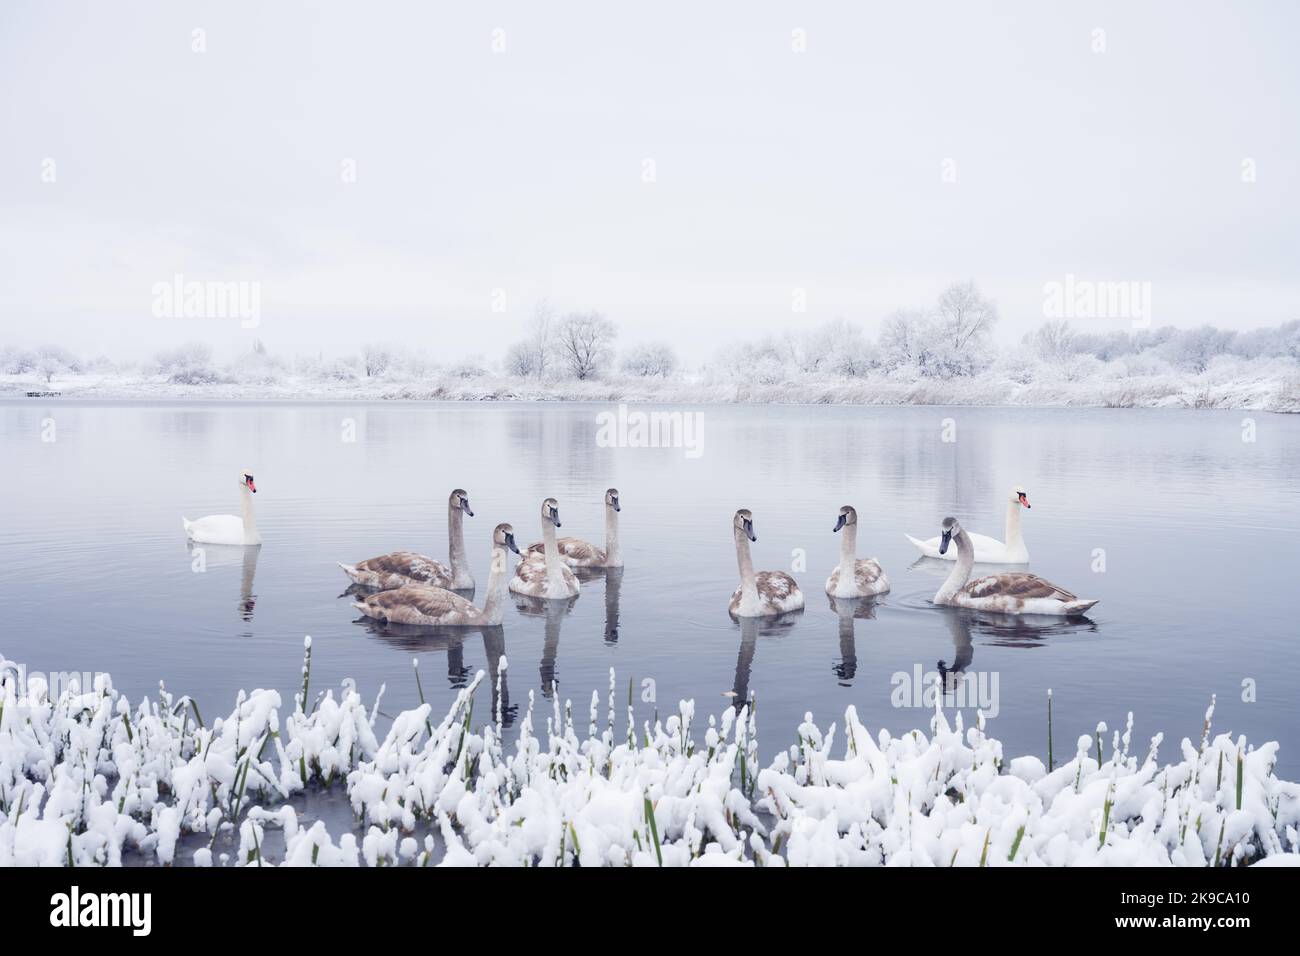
[1,0,1297,364]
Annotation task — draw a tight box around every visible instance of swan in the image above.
[906,485,1030,563]
[524,488,623,568]
[825,505,890,598]
[933,516,1097,616]
[183,471,261,545]
[339,489,475,591]
[351,523,520,626]
[510,498,581,600]
[728,509,805,618]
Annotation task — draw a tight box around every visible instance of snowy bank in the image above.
[2,644,1298,866]
[3,360,1299,413]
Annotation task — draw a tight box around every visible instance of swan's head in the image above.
[833,505,857,532]
[1010,485,1030,509]
[733,509,756,542]
[493,523,520,554]
[450,488,473,516]
[938,516,962,554]
[605,488,621,512]
[541,497,561,528]
[239,471,257,493]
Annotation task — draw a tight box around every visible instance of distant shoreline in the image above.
[3,372,1297,413]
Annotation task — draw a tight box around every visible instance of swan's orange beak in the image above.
[1018,492,1029,508]
[247,478,257,493]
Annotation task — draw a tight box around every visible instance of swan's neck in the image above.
[239,485,259,538]
[935,529,974,603]
[735,528,758,609]
[1004,501,1024,551]
[478,546,509,625]
[838,523,858,577]
[604,504,621,567]
[543,520,566,595]
[448,505,471,587]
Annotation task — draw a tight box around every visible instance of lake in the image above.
[3,400,1298,779]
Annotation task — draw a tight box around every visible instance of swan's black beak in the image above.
[833,513,847,533]
[744,519,756,542]
[939,530,952,555]
[1018,492,1030,509]
[611,498,621,513]
[462,497,474,517]
[504,532,519,554]
[550,507,562,528]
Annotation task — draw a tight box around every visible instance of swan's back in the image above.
[731,570,805,615]
[352,586,476,626]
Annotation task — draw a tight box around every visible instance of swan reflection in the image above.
[827,595,879,685]
[351,619,514,726]
[187,542,260,628]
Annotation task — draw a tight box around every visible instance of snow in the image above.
[2,649,1298,866]
[3,353,1298,413]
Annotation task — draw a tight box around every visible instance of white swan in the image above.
[183,471,261,545]
[906,485,1030,563]
[825,505,890,599]
[352,524,520,626]
[524,488,623,568]
[729,509,805,618]
[510,498,581,600]
[933,516,1097,616]
[339,489,475,591]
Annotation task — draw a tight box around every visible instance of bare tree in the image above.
[934,281,998,351]
[1024,320,1075,361]
[362,344,394,378]
[527,300,557,377]
[556,311,617,380]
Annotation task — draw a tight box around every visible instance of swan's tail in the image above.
[182,517,193,535]
[905,534,934,555]
[1063,598,1099,616]
[350,601,371,615]
[338,562,360,581]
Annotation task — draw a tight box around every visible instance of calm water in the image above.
[3,401,1298,776]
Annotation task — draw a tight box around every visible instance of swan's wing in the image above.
[854,559,887,589]
[964,532,1007,551]
[366,586,474,619]
[965,573,1076,602]
[756,571,804,610]
[512,553,548,586]
[555,537,604,564]
[355,551,451,584]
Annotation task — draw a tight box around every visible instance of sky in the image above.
[1,0,1297,365]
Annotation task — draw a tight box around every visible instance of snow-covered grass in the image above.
[4,355,1299,413]
[4,641,1298,867]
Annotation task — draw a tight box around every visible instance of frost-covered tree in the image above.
[922,281,999,377]
[1159,325,1236,373]
[1024,320,1076,361]
[620,342,677,377]
[795,318,876,376]
[878,309,928,372]
[154,342,220,384]
[556,310,617,380]
[362,344,395,378]
[504,341,539,377]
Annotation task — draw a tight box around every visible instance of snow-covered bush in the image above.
[3,646,1298,867]
[620,342,678,378]
[153,343,222,385]
[446,356,488,379]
